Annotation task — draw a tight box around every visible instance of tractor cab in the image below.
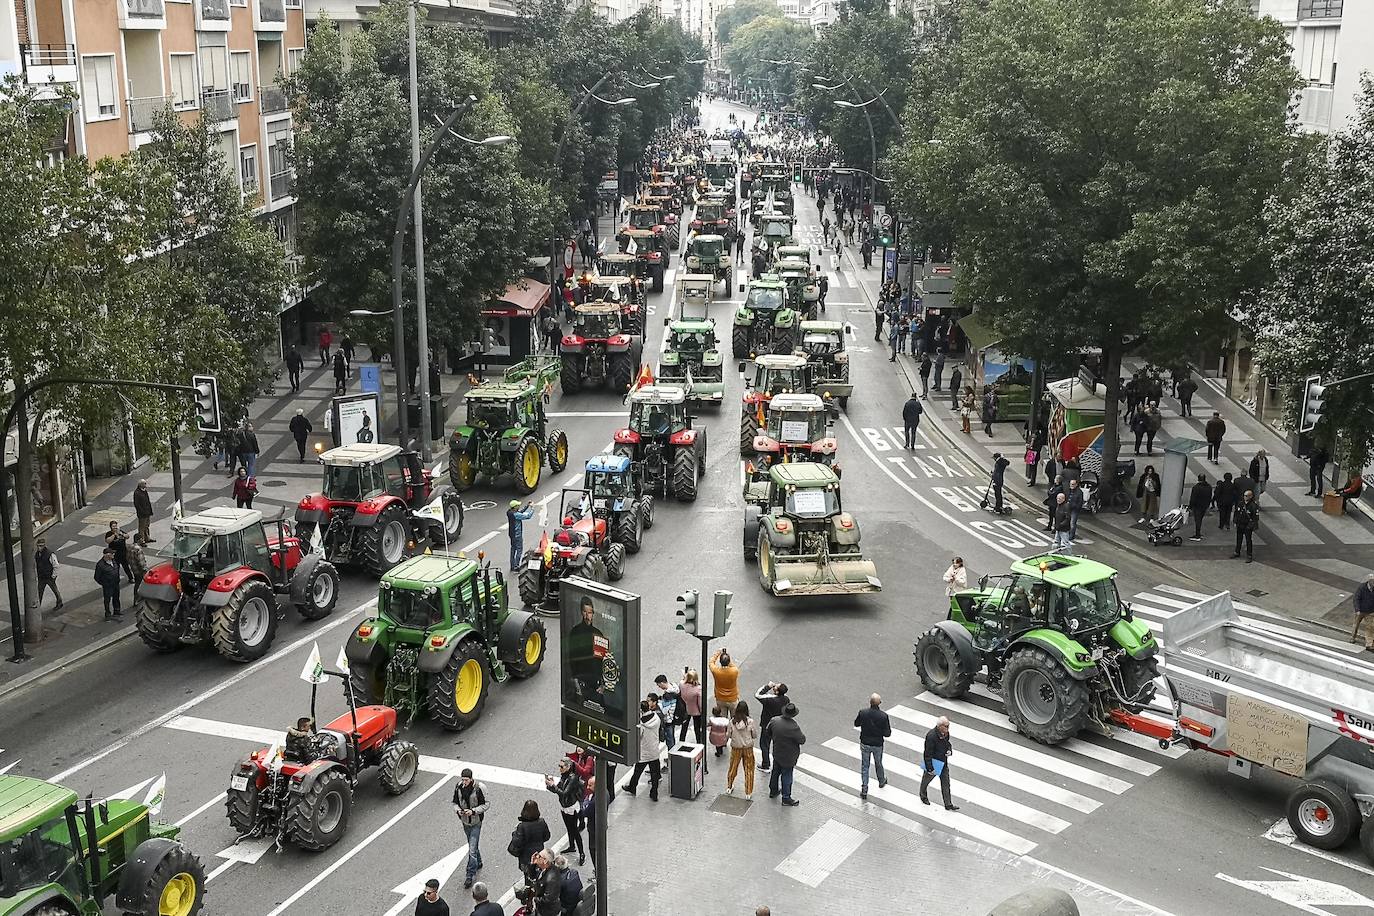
[801,321,845,359]
[666,319,717,357]
[688,234,725,261]
[625,386,690,439]
[746,393,838,479]
[747,353,811,396]
[760,215,795,251]
[744,280,789,315]
[596,252,643,280]
[159,507,280,583]
[317,444,429,506]
[583,454,637,512]
[623,203,666,232]
[568,303,626,343]
[466,393,522,431]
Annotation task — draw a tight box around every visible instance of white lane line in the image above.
[265,774,454,916]
[823,737,1071,834]
[1263,818,1374,878]
[889,705,1132,794]
[174,791,227,828]
[546,412,627,417]
[462,531,498,552]
[774,818,868,888]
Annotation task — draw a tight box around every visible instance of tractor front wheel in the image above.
[119,839,206,916]
[756,530,774,593]
[546,429,569,472]
[638,496,655,530]
[508,614,548,678]
[378,740,420,795]
[614,506,644,554]
[134,597,183,653]
[430,639,490,731]
[295,560,340,621]
[359,504,411,576]
[513,436,542,495]
[606,542,627,581]
[915,630,975,699]
[1002,647,1092,745]
[442,494,465,542]
[673,447,698,502]
[449,448,477,491]
[583,554,608,583]
[286,768,352,851]
[211,580,279,663]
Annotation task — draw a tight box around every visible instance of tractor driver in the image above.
[286,717,317,761]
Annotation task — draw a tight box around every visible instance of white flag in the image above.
[626,236,639,256]
[143,772,167,816]
[264,740,282,772]
[299,641,328,684]
[335,645,350,674]
[171,499,183,520]
[413,499,445,521]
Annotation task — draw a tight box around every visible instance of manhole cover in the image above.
[707,794,752,817]
[467,500,497,510]
[263,479,288,488]
[1246,589,1268,597]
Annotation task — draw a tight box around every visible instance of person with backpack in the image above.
[453,768,489,889]
[544,757,585,865]
[556,854,584,915]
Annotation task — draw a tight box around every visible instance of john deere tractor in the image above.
[732,278,799,358]
[758,213,796,258]
[345,553,547,730]
[0,774,205,916]
[773,253,820,321]
[797,319,853,408]
[449,357,569,495]
[914,555,1159,745]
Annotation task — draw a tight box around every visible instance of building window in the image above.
[170,53,199,109]
[287,47,304,74]
[1298,26,1338,84]
[231,52,252,101]
[240,144,258,193]
[1298,0,1342,19]
[200,44,229,93]
[80,54,118,121]
[285,0,301,7]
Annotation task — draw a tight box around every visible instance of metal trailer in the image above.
[1114,592,1374,863]
[675,273,717,319]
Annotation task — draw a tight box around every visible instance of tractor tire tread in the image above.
[915,630,976,699]
[429,638,489,731]
[1002,647,1092,745]
[285,769,352,851]
[134,597,182,653]
[378,740,420,796]
[211,580,278,664]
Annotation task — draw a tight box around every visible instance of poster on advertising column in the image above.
[559,577,640,765]
[331,392,381,447]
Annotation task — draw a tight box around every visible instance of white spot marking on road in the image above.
[174,791,227,828]
[774,818,868,889]
[382,845,471,916]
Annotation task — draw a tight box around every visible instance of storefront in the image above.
[4,416,82,538]
[478,280,551,366]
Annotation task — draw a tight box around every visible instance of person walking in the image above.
[1142,405,1163,455]
[677,668,704,745]
[873,301,887,341]
[233,467,256,509]
[241,422,261,478]
[854,693,891,799]
[289,409,313,463]
[707,704,730,759]
[1025,435,1044,486]
[948,366,963,410]
[545,757,586,863]
[1136,465,1161,523]
[933,347,947,392]
[753,681,787,772]
[766,703,805,806]
[1248,449,1270,508]
[507,500,534,571]
[104,522,134,583]
[981,385,998,437]
[918,353,933,398]
[1232,490,1259,563]
[624,701,664,801]
[1177,375,1197,417]
[709,648,740,733]
[1204,411,1226,464]
[94,548,123,620]
[318,327,333,366]
[453,768,489,889]
[919,716,959,810]
[1308,445,1330,498]
[1188,473,1213,540]
[1130,409,1149,456]
[413,878,449,916]
[990,452,1010,513]
[1351,575,1374,650]
[1052,492,1074,553]
[286,345,305,392]
[960,387,976,435]
[33,537,63,611]
[1214,472,1237,530]
[942,557,967,597]
[508,800,550,880]
[332,350,348,395]
[902,392,923,450]
[860,236,873,269]
[724,701,758,800]
[469,883,502,916]
[133,479,154,545]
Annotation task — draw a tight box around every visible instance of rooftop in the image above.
[1009,554,1119,587]
[321,443,403,466]
[769,462,839,487]
[383,553,478,587]
[0,776,79,840]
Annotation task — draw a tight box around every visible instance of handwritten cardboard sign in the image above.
[1227,694,1307,777]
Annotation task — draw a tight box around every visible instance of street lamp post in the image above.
[813,78,879,239]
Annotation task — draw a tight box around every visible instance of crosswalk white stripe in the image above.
[888,705,1133,793]
[1129,602,1179,622]
[876,726,1100,813]
[794,753,1038,855]
[1132,592,1192,610]
[823,737,1071,834]
[934,690,1162,775]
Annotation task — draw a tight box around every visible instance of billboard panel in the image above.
[559,577,640,765]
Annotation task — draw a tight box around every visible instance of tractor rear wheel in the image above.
[731,325,750,359]
[614,506,644,554]
[756,530,774,593]
[518,561,544,608]
[1287,778,1361,850]
[295,560,339,621]
[673,448,698,502]
[652,265,665,293]
[1002,647,1092,745]
[561,354,583,394]
[740,409,759,455]
[286,768,352,851]
[212,580,279,663]
[513,436,542,495]
[638,496,655,530]
[134,597,183,653]
[378,740,420,795]
[119,839,205,916]
[583,554,608,583]
[507,614,548,678]
[349,664,385,706]
[1117,654,1160,713]
[225,777,259,834]
[773,326,797,355]
[449,448,477,491]
[431,639,489,731]
[546,429,569,472]
[606,543,627,581]
[608,354,634,394]
[915,630,975,699]
[359,503,411,576]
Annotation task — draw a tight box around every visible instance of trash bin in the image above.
[669,743,705,800]
[405,395,447,442]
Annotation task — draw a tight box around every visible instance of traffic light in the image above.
[676,589,700,636]
[1300,375,1326,433]
[712,590,733,639]
[792,163,803,182]
[192,374,221,433]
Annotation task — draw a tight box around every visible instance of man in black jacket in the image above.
[1307,446,1330,498]
[94,548,123,620]
[919,716,959,810]
[854,693,891,799]
[1232,490,1260,563]
[902,393,923,450]
[1213,473,1237,530]
[990,453,1010,513]
[132,479,154,545]
[529,850,564,916]
[289,409,314,463]
[753,682,787,771]
[286,345,305,392]
[33,538,62,611]
[1352,575,1374,650]
[1187,473,1213,540]
[765,703,805,807]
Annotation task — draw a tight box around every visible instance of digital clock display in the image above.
[562,709,631,764]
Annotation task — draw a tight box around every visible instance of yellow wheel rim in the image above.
[455,658,482,714]
[524,630,542,666]
[458,454,475,486]
[522,444,540,488]
[555,438,568,467]
[159,872,198,916]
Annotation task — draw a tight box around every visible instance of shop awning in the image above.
[955,312,1001,354]
[483,280,550,318]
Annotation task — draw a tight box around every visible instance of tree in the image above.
[1251,78,1374,470]
[716,0,783,49]
[891,0,1299,483]
[724,17,813,100]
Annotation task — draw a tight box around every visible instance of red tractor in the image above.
[518,485,646,610]
[620,202,679,251]
[560,303,642,394]
[135,507,340,663]
[226,676,420,851]
[295,443,465,577]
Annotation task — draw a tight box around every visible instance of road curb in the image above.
[0,625,139,703]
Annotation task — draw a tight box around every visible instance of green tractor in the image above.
[345,552,547,730]
[684,233,732,292]
[914,555,1160,745]
[732,278,799,358]
[773,256,820,320]
[758,213,796,258]
[449,357,569,495]
[798,319,853,408]
[0,775,205,916]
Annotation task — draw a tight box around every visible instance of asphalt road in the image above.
[1,97,1369,916]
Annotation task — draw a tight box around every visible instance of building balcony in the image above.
[1298,83,1333,133]
[128,95,170,134]
[202,88,236,123]
[269,169,294,200]
[259,84,289,114]
[119,0,166,29]
[196,0,232,30]
[22,45,78,85]
[255,0,287,31]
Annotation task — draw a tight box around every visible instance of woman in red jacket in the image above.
[232,468,256,509]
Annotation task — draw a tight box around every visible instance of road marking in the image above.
[1262,818,1374,879]
[207,835,272,883]
[383,845,470,916]
[174,791,227,828]
[546,412,627,417]
[774,818,867,888]
[1217,866,1374,913]
[265,774,454,916]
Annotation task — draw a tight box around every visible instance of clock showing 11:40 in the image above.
[562,709,631,764]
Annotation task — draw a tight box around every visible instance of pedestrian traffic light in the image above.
[712,590,733,638]
[1300,375,1326,433]
[192,374,221,433]
[676,589,700,636]
[792,163,803,182]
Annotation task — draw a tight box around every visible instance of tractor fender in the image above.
[10,895,83,916]
[418,626,477,674]
[606,336,633,353]
[114,837,186,911]
[830,512,861,546]
[450,430,475,454]
[345,624,386,669]
[927,620,980,677]
[561,338,585,352]
[287,552,329,606]
[1012,632,1100,680]
[140,582,180,605]
[500,428,532,452]
[351,495,403,526]
[614,428,640,445]
[761,515,798,549]
[295,499,326,526]
[499,609,538,659]
[287,758,345,796]
[668,429,697,447]
[203,569,271,607]
[734,307,754,324]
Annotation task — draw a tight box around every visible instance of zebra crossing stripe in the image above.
[961,685,1177,765]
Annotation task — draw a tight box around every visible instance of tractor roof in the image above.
[776,245,810,257]
[599,253,636,263]
[622,228,656,238]
[769,462,838,488]
[801,320,844,333]
[625,203,661,212]
[0,776,78,841]
[1010,554,1118,588]
[630,385,687,405]
[586,453,632,474]
[177,506,263,535]
[776,259,810,273]
[693,234,725,243]
[670,319,715,333]
[576,302,622,316]
[749,278,785,290]
[755,353,808,369]
[769,393,825,412]
[383,553,478,588]
[465,384,526,401]
[591,276,633,287]
[321,443,403,466]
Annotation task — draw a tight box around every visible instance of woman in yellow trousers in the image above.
[725,701,759,800]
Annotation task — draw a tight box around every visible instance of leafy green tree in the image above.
[716,0,783,48]
[1251,78,1374,469]
[891,0,1299,482]
[724,17,813,100]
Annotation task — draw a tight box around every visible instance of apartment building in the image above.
[1252,0,1374,134]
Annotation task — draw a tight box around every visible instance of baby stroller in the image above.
[1146,506,1187,546]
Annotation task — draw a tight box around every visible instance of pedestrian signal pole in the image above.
[676,588,733,774]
